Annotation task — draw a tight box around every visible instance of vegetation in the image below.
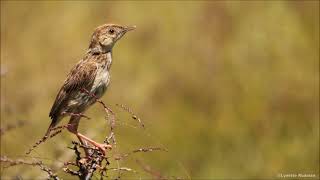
[1,1,319,179]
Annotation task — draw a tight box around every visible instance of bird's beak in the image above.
[124,25,136,32]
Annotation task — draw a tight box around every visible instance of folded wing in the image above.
[49,60,97,127]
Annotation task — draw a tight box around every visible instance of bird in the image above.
[46,23,135,154]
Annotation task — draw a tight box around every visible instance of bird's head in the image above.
[89,24,136,53]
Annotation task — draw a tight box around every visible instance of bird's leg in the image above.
[67,115,111,156]
[76,133,112,154]
[67,116,90,157]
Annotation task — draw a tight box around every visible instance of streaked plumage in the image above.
[49,52,111,128]
[46,24,135,153]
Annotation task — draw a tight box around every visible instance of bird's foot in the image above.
[93,143,112,155]
[75,132,112,155]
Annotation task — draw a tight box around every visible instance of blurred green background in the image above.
[1,1,319,179]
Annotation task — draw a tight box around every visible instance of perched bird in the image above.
[47,24,135,154]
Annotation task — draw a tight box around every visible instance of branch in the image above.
[0,156,59,180]
[115,147,168,161]
[116,104,145,129]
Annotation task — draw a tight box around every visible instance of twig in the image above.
[116,104,145,129]
[63,140,110,180]
[80,88,116,145]
[26,125,69,155]
[0,156,59,180]
[102,167,137,173]
[18,88,166,179]
[115,147,168,161]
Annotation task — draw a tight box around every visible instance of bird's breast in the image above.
[67,68,109,109]
[66,54,112,111]
[91,65,110,98]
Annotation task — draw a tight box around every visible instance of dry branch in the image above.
[116,103,145,129]
[5,89,168,179]
[0,156,59,180]
[115,147,168,161]
[26,124,69,155]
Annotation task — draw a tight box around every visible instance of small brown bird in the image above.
[47,24,135,154]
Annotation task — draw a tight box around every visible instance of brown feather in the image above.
[47,23,134,134]
[49,54,98,128]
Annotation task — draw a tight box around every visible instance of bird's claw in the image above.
[95,143,112,155]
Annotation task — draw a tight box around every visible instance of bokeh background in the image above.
[1,1,319,179]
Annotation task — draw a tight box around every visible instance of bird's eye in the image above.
[108,29,115,34]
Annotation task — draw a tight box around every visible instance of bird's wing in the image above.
[49,60,97,124]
